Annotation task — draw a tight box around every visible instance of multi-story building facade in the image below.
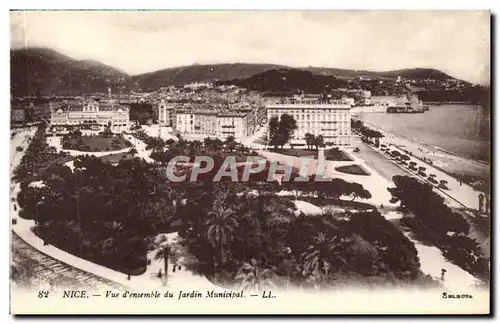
[266,99,352,147]
[176,110,217,137]
[174,108,257,142]
[158,99,175,126]
[217,112,248,141]
[50,99,130,133]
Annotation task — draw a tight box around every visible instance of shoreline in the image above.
[359,120,490,179]
[360,120,489,166]
[354,104,490,165]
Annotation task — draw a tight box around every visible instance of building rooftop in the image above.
[217,112,248,117]
[53,100,129,112]
[266,100,352,108]
[175,109,250,118]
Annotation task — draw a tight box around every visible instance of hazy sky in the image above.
[10,10,490,84]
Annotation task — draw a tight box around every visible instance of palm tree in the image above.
[189,140,202,155]
[224,136,238,152]
[236,143,249,155]
[205,202,239,269]
[203,137,213,150]
[314,135,325,150]
[235,258,277,291]
[153,233,179,286]
[98,235,119,258]
[300,232,349,279]
[304,133,315,150]
[204,138,224,152]
[174,139,188,155]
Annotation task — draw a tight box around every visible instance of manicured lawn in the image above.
[335,164,371,176]
[189,150,265,163]
[99,153,135,164]
[219,152,265,163]
[66,136,132,152]
[70,137,114,150]
[267,148,353,161]
[323,149,353,161]
[285,196,375,211]
[271,148,317,158]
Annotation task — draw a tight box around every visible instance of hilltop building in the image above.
[183,82,213,91]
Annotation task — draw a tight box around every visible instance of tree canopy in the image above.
[14,125,441,288]
[268,114,298,150]
[387,175,489,282]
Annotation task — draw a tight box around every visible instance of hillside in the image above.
[303,67,455,81]
[10,47,461,96]
[216,68,347,94]
[134,65,457,90]
[130,63,287,91]
[371,68,455,81]
[10,48,129,96]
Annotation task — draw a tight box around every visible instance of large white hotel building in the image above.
[266,98,353,147]
[174,109,256,142]
[50,98,130,133]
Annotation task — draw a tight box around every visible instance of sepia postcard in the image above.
[9,10,491,315]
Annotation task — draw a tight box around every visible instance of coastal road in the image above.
[350,136,485,288]
[11,232,129,292]
[351,135,480,211]
[350,136,411,182]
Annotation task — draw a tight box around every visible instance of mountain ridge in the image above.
[10,47,461,96]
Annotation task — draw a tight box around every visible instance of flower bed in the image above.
[335,164,371,176]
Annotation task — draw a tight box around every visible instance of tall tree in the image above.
[300,232,349,279]
[268,116,280,150]
[224,136,238,152]
[268,114,297,150]
[234,258,277,291]
[304,133,315,150]
[278,114,298,149]
[153,233,180,285]
[314,135,325,150]
[205,202,239,268]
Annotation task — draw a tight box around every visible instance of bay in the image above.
[357,104,490,163]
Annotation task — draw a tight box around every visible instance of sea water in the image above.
[358,104,490,163]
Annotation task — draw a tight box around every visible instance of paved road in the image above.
[352,135,479,211]
[244,124,268,148]
[11,232,130,292]
[350,136,410,182]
